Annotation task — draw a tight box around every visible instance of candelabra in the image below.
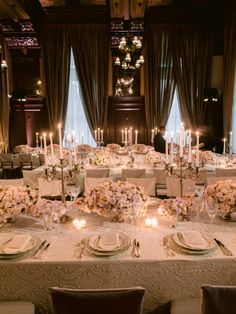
[96,140,104,148]
[44,158,80,207]
[165,156,199,198]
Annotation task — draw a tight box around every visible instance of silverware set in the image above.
[132,239,140,258]
[33,240,50,260]
[214,238,233,256]
[163,236,175,257]
[73,241,85,259]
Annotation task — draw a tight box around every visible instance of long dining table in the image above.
[1,204,236,314]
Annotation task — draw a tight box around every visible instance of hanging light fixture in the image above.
[114,34,144,71]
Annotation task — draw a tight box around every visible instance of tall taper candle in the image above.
[229,131,232,155]
[43,133,48,167]
[135,130,138,145]
[170,132,174,165]
[151,129,154,143]
[49,132,54,157]
[179,123,184,157]
[58,124,63,159]
[165,131,169,164]
[188,130,192,163]
[196,131,199,167]
[223,138,226,155]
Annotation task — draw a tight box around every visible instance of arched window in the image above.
[64,50,96,146]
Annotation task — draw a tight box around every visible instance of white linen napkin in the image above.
[178,231,208,249]
[0,234,12,247]
[98,233,120,250]
[3,235,32,254]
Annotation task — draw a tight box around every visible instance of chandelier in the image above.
[114,35,144,71]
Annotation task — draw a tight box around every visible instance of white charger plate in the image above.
[0,235,40,259]
[172,232,216,253]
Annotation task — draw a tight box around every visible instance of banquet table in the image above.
[1,205,236,314]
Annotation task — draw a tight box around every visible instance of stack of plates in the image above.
[83,232,131,257]
[172,231,217,255]
[0,233,40,259]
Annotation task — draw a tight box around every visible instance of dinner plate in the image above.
[0,235,40,259]
[148,197,161,206]
[88,233,130,252]
[83,233,131,257]
[172,232,216,252]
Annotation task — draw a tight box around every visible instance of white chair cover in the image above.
[0,301,35,314]
[0,178,24,187]
[86,168,110,178]
[23,170,44,189]
[166,177,196,197]
[122,168,146,178]
[126,177,156,196]
[38,178,62,198]
[206,176,236,186]
[215,168,236,177]
[84,177,112,192]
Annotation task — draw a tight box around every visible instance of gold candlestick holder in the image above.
[165,157,199,198]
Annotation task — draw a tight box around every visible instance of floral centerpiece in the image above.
[159,196,195,221]
[13,144,34,154]
[204,179,236,214]
[73,180,148,221]
[145,151,165,166]
[106,143,121,152]
[0,185,38,223]
[132,144,148,154]
[92,150,113,167]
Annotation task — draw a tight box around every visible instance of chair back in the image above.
[19,154,33,170]
[0,153,13,168]
[122,168,146,178]
[38,154,45,166]
[0,178,24,187]
[38,178,62,199]
[126,177,156,196]
[49,286,145,314]
[86,168,110,178]
[166,177,195,197]
[206,176,236,186]
[84,177,112,192]
[215,167,236,177]
[201,285,236,314]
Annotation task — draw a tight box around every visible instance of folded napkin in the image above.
[98,233,120,250]
[3,235,32,254]
[0,234,12,247]
[178,231,208,249]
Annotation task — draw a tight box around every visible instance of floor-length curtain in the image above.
[70,24,109,137]
[144,25,175,130]
[172,26,212,130]
[223,15,236,139]
[41,25,71,132]
[0,39,10,153]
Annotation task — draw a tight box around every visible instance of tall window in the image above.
[166,89,182,141]
[64,50,96,146]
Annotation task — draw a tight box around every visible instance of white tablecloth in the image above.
[1,208,236,314]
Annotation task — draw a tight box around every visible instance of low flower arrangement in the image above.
[77,144,93,153]
[13,144,34,154]
[198,150,215,164]
[145,151,165,166]
[159,196,195,221]
[132,144,148,154]
[106,143,121,152]
[27,198,66,221]
[73,180,148,221]
[92,151,113,167]
[0,185,38,223]
[204,179,236,214]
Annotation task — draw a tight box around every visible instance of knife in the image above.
[33,240,46,259]
[214,238,233,256]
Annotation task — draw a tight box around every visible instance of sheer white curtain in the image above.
[64,50,96,147]
[166,89,182,142]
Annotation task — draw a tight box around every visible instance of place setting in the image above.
[75,231,131,258]
[163,230,218,256]
[0,233,42,260]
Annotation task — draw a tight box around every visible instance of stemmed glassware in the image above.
[205,198,218,224]
[193,185,205,221]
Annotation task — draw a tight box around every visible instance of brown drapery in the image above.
[223,14,236,137]
[70,24,109,134]
[144,25,175,130]
[41,25,71,132]
[172,25,213,130]
[0,39,10,153]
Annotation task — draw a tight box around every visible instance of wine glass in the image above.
[205,198,218,224]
